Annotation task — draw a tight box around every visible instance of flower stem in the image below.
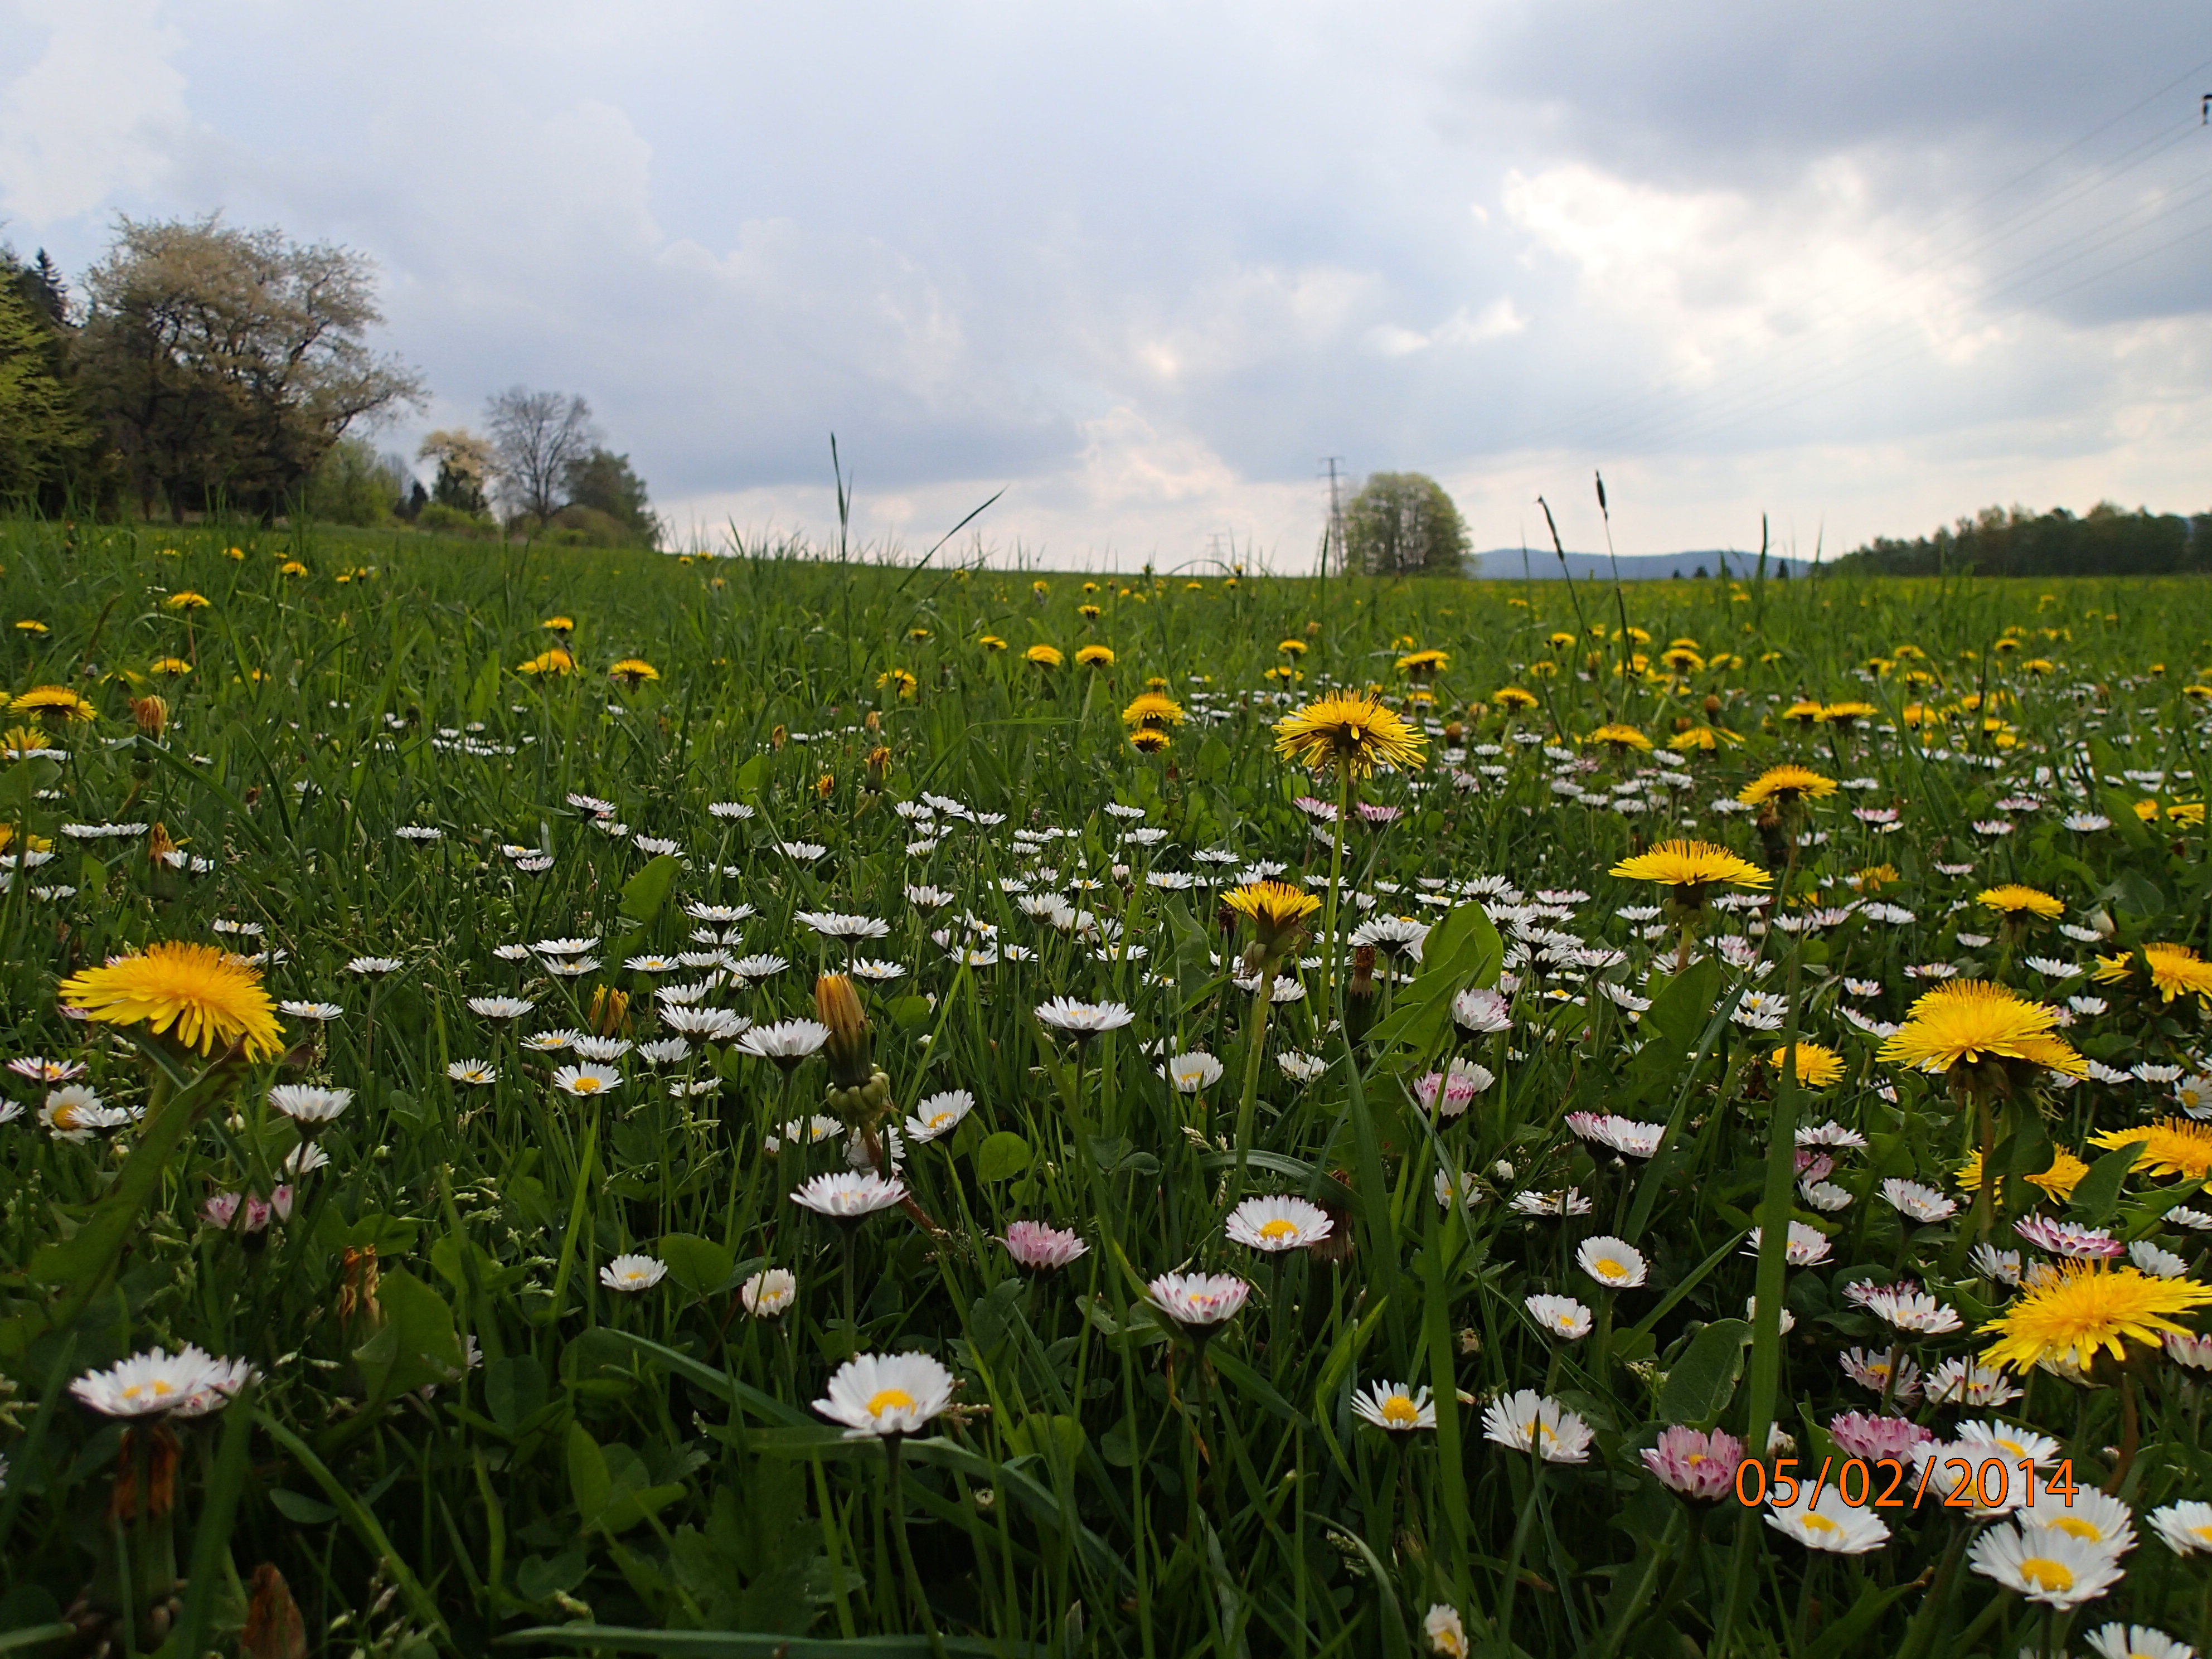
[886,1438,947,1658]
[1317,765,1352,1022]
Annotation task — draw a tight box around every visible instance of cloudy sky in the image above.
[3,1,2209,567]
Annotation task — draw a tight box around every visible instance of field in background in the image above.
[4,520,2212,1657]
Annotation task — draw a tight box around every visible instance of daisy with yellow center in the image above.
[2089,1118,2212,1182]
[1978,884,2063,920]
[1876,979,2087,1081]
[1738,764,1838,808]
[1352,1380,1436,1432]
[1226,1194,1333,1252]
[1583,722,1653,753]
[1273,693,1427,777]
[814,1352,955,1437]
[1576,1234,1648,1289]
[60,942,284,1060]
[607,658,660,688]
[1769,1042,1845,1088]
[1977,1260,2212,1374]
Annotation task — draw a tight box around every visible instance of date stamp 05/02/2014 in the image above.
[1730,1454,2080,1511]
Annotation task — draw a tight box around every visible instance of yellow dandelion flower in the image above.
[279,560,307,576]
[1850,863,1902,892]
[1956,1145,2089,1206]
[1024,644,1065,668]
[1273,693,1427,778]
[11,685,96,722]
[978,634,1008,652]
[1977,1260,2212,1374]
[2090,942,2212,1002]
[1130,729,1171,754]
[1075,645,1116,668]
[1278,638,1309,656]
[60,941,283,1060]
[1121,692,1184,730]
[1770,1042,1845,1088]
[542,616,576,635]
[1977,884,2063,920]
[2089,1117,2212,1182]
[1876,980,2087,1080]
[517,647,575,676]
[1223,880,1323,955]
[876,668,918,700]
[1781,699,1825,724]
[1396,648,1450,680]
[1738,764,1838,807]
[148,657,193,677]
[1492,687,1539,711]
[1610,839,1770,898]
[1821,701,1877,725]
[164,591,210,611]
[1584,723,1653,753]
[1659,647,1704,673]
[608,658,660,688]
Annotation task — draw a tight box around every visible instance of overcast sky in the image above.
[3,1,2209,567]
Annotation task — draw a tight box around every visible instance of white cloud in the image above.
[0,0,189,221]
[2,1,2208,567]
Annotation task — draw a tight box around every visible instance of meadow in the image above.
[4,520,2212,1659]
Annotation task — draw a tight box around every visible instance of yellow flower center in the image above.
[1380,1395,1419,1426]
[1594,1257,1628,1281]
[570,1076,602,1094]
[123,1379,174,1402]
[1801,1513,1840,1534]
[1258,1219,1301,1243]
[2192,1525,2212,1545]
[2018,1557,2073,1593]
[2048,1517,2101,1540]
[867,1388,916,1417]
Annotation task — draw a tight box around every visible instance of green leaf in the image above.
[268,1488,338,1524]
[888,995,932,1031]
[621,853,684,924]
[353,1269,464,1405]
[497,1626,1042,1657]
[1004,1413,1085,1467]
[734,753,769,799]
[486,1354,549,1433]
[1655,1318,1750,1428]
[657,1233,738,1298]
[567,1420,613,1527]
[976,1131,1032,1183]
[2069,1143,2143,1227]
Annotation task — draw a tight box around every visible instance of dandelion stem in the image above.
[1317,763,1351,1022]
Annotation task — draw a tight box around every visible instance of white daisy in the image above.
[600,1254,667,1292]
[790,1171,908,1218]
[1524,1294,1592,1340]
[741,1268,797,1317]
[814,1352,957,1438]
[903,1090,974,1143]
[1576,1235,1648,1289]
[1351,1380,1436,1432]
[1225,1195,1334,1253]
[1481,1389,1590,1463]
[551,1063,622,1097]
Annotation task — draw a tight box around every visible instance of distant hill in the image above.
[1464,549,1817,581]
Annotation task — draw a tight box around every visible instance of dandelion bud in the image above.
[132,693,168,736]
[865,709,881,733]
[589,986,630,1036]
[770,725,788,750]
[1348,944,1377,1000]
[816,972,876,1093]
[1703,695,1722,719]
[866,745,891,789]
[816,773,835,800]
[147,821,177,863]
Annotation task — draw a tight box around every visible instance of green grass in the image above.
[2,519,2212,1657]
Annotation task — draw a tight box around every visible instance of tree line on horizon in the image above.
[0,217,662,547]
[1832,501,2212,578]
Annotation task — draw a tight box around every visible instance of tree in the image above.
[0,256,89,503]
[74,215,423,519]
[1342,472,1471,576]
[484,387,598,525]
[299,435,408,526]
[561,447,659,545]
[417,428,494,516]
